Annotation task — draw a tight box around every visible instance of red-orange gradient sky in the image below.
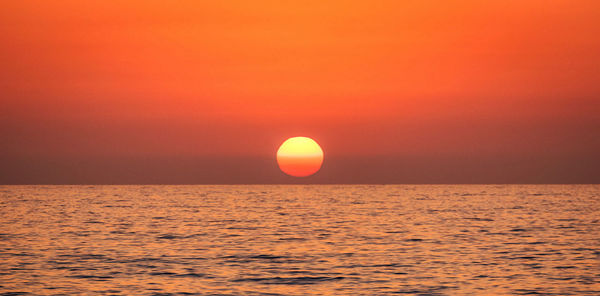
[1,1,599,183]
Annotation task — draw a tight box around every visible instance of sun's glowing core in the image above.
[276,137,323,177]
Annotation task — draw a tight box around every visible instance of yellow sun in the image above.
[276,137,324,177]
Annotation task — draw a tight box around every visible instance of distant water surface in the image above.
[1,185,599,295]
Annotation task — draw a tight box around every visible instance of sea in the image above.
[0,185,599,295]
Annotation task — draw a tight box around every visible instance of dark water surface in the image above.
[1,185,599,295]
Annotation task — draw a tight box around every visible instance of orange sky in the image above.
[1,1,599,183]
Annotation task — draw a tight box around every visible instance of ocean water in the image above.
[0,185,599,295]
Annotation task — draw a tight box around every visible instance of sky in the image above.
[1,0,599,184]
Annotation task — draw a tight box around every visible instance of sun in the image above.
[276,137,324,177]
